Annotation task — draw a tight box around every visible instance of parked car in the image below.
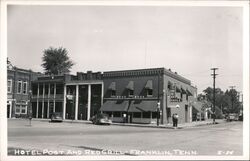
[50,112,63,122]
[90,113,112,125]
[226,113,238,122]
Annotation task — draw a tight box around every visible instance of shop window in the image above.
[143,112,150,118]
[7,79,12,93]
[15,105,27,114]
[133,112,141,118]
[17,81,22,94]
[152,112,158,118]
[23,81,27,94]
[113,112,121,117]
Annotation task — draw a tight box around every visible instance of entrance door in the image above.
[7,104,10,118]
[185,105,188,122]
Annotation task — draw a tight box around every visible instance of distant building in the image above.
[7,62,42,118]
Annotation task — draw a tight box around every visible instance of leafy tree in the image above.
[41,47,74,75]
[202,87,241,114]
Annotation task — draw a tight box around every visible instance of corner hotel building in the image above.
[29,67,197,124]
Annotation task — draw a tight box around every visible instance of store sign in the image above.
[66,95,74,100]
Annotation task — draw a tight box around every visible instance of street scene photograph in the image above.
[1,0,249,160]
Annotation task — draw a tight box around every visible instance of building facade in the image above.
[8,66,201,125]
[101,68,197,124]
[31,71,103,120]
[7,63,42,118]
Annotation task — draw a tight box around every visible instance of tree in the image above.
[41,47,74,75]
[202,87,241,114]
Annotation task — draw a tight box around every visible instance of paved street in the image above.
[8,119,243,156]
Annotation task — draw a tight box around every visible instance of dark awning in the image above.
[186,89,193,96]
[192,103,202,113]
[145,80,153,90]
[128,100,158,112]
[181,87,187,94]
[175,85,181,93]
[108,82,116,90]
[100,101,129,112]
[126,81,134,90]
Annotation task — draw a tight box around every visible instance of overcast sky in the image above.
[7,5,243,93]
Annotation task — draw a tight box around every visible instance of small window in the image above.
[128,90,134,97]
[23,81,28,94]
[147,89,153,97]
[15,105,21,114]
[7,79,12,93]
[111,90,116,97]
[21,105,27,114]
[17,81,22,94]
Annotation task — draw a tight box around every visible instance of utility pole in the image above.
[211,68,218,124]
[229,86,236,113]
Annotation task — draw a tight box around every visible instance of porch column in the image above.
[75,85,79,120]
[36,83,39,118]
[9,101,12,118]
[42,83,45,118]
[190,106,192,122]
[63,85,67,120]
[101,82,104,106]
[47,84,50,118]
[53,83,56,112]
[87,84,91,120]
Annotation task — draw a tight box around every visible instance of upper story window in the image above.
[128,89,134,97]
[17,81,22,94]
[147,89,153,97]
[23,81,28,94]
[7,79,12,93]
[111,90,116,97]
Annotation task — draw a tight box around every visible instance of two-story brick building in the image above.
[101,68,197,124]
[7,62,42,118]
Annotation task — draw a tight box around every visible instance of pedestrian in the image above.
[123,113,127,123]
[172,113,179,128]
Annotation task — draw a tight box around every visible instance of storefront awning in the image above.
[100,101,129,112]
[128,100,158,112]
[145,80,153,90]
[108,82,116,90]
[126,81,134,90]
[192,103,202,113]
[186,89,193,96]
[181,87,187,94]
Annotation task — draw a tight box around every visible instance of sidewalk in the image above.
[29,118,227,129]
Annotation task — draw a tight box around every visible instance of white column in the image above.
[63,85,67,120]
[190,106,192,122]
[42,83,45,118]
[36,83,39,118]
[53,83,56,112]
[75,85,79,120]
[87,84,91,120]
[9,101,12,118]
[101,82,104,106]
[47,84,50,118]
